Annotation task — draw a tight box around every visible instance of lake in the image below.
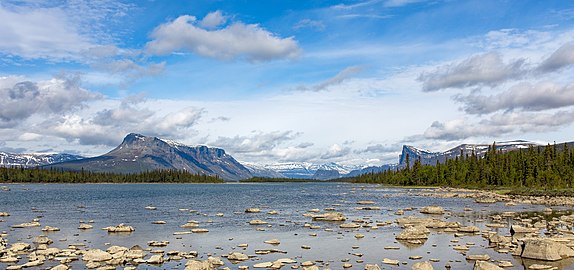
[0,182,571,269]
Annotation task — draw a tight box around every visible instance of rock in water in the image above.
[420,206,444,215]
[474,261,504,270]
[396,225,430,240]
[412,261,434,270]
[521,239,574,261]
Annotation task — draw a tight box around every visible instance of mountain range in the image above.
[0,134,550,181]
[43,133,252,181]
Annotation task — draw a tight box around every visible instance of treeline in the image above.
[0,167,223,183]
[345,142,574,189]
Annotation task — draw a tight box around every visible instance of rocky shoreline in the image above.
[1,185,574,270]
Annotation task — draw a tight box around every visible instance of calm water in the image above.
[0,183,570,269]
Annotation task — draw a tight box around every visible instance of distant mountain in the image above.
[344,164,398,177]
[398,140,539,168]
[242,162,286,178]
[258,162,359,180]
[0,152,83,168]
[46,133,252,181]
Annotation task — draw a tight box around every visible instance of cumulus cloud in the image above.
[145,14,301,61]
[421,110,574,141]
[418,52,526,92]
[212,130,301,153]
[0,76,100,127]
[321,144,352,159]
[356,143,401,154]
[454,82,574,115]
[537,43,574,73]
[200,10,227,29]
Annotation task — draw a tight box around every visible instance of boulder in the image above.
[249,219,268,225]
[227,252,249,261]
[146,254,164,264]
[396,225,430,240]
[412,261,434,270]
[311,212,346,222]
[365,264,381,270]
[474,261,504,270]
[82,249,112,262]
[185,260,216,270]
[521,239,574,261]
[420,206,444,215]
[103,224,134,232]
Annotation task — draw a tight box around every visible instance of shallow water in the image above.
[0,182,572,269]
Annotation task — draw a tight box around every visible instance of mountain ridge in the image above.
[45,133,252,181]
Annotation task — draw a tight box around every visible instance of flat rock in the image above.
[521,239,574,261]
[420,206,444,215]
[474,261,504,270]
[411,261,434,270]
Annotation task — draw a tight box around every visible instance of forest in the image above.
[0,167,223,183]
[344,142,574,190]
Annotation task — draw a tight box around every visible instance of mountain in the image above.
[398,140,539,168]
[252,162,359,180]
[344,164,398,177]
[46,133,252,181]
[242,162,286,178]
[0,152,83,167]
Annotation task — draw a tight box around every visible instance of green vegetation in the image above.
[344,142,574,190]
[0,167,223,183]
[241,177,321,183]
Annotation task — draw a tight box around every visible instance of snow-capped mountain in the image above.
[248,162,360,179]
[0,152,83,168]
[46,133,252,181]
[399,140,539,168]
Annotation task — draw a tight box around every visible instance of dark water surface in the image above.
[0,182,571,269]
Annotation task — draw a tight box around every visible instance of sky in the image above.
[1,0,574,167]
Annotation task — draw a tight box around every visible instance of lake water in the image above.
[0,182,571,269]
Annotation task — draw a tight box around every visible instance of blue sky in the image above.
[1,0,574,166]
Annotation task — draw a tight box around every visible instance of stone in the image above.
[339,223,361,229]
[227,252,249,261]
[458,226,480,233]
[474,261,504,270]
[245,208,261,213]
[264,239,281,245]
[11,221,41,228]
[311,212,346,222]
[254,262,274,268]
[51,265,69,270]
[78,224,93,229]
[249,219,268,225]
[192,229,209,233]
[420,206,444,215]
[466,254,490,261]
[147,254,164,264]
[382,258,400,265]
[42,226,60,232]
[396,225,430,240]
[510,225,538,235]
[102,224,134,232]
[411,261,434,270]
[82,249,112,262]
[365,264,381,270]
[10,242,31,252]
[152,221,167,224]
[521,239,574,261]
[148,240,169,247]
[528,264,556,270]
[185,260,216,270]
[357,201,375,205]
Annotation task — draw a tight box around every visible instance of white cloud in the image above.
[0,75,100,127]
[418,52,526,92]
[321,144,352,159]
[454,81,574,115]
[293,19,325,31]
[0,5,92,60]
[145,14,301,61]
[200,10,227,29]
[537,43,574,73]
